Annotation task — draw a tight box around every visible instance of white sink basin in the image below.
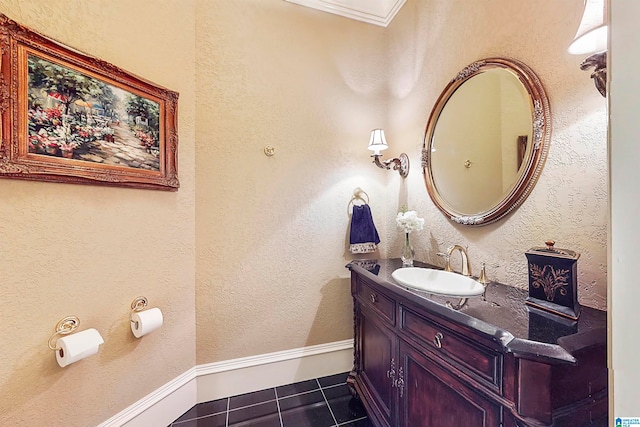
[391,267,485,297]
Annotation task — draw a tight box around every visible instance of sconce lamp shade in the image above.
[368,129,389,155]
[568,0,607,55]
[367,128,409,177]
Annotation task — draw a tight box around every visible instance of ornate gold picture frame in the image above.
[0,14,179,190]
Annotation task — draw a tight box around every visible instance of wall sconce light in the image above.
[367,129,409,178]
[568,0,607,97]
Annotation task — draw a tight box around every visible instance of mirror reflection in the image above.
[422,58,550,225]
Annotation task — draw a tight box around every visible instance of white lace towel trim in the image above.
[350,242,378,254]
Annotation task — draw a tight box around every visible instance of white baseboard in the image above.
[98,339,354,427]
[196,339,354,403]
[98,368,197,427]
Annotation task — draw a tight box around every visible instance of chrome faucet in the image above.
[445,245,472,277]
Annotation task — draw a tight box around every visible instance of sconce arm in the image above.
[371,153,410,178]
[580,50,607,97]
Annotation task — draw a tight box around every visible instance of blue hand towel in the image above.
[349,204,380,254]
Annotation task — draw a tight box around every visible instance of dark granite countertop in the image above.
[347,258,607,364]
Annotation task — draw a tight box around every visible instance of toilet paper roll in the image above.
[131,307,163,338]
[56,328,104,368]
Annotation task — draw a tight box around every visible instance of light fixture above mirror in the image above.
[569,0,607,97]
[368,129,409,178]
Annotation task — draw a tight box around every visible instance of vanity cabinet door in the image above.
[357,306,396,427]
[397,339,501,427]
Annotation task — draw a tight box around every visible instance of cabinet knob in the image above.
[433,332,444,349]
[370,293,378,303]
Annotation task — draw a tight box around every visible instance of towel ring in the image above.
[348,187,370,215]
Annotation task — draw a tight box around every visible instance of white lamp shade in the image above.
[568,0,607,54]
[368,129,388,155]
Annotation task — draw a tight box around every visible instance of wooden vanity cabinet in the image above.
[398,339,502,427]
[358,306,396,427]
[349,260,607,427]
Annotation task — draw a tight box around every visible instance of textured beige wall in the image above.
[384,0,607,310]
[0,1,197,426]
[195,0,390,363]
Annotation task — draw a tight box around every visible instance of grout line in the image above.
[317,378,339,426]
[273,387,284,427]
[228,397,277,413]
[321,382,343,390]
[173,412,223,425]
[336,415,368,426]
[278,387,319,401]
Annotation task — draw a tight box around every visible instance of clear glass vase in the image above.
[401,232,415,267]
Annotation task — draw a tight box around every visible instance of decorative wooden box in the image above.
[525,240,581,320]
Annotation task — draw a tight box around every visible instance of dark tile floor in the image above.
[170,372,374,427]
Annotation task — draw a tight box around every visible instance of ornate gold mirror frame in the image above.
[422,57,551,226]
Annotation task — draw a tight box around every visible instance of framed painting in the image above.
[0,14,179,190]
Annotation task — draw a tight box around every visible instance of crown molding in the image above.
[284,0,406,27]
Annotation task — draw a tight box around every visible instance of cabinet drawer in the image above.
[355,277,396,326]
[399,306,501,393]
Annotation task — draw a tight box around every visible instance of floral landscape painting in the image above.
[27,54,161,171]
[0,13,178,190]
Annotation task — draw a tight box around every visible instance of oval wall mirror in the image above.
[422,57,551,226]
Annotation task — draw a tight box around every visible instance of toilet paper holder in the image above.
[130,296,148,328]
[47,315,80,351]
[129,296,163,338]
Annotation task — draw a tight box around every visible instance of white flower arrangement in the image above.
[396,210,425,234]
